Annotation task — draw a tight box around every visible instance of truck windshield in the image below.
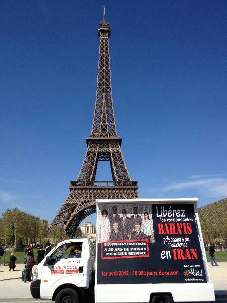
[51,242,82,261]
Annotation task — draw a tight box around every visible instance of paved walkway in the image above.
[0,264,31,299]
[0,264,24,281]
[207,263,227,291]
[0,263,227,299]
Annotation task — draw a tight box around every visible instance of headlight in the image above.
[32,266,38,281]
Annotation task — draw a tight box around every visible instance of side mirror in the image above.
[45,256,55,266]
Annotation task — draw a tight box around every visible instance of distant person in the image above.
[9,252,17,271]
[44,241,52,255]
[0,245,4,266]
[209,244,218,266]
[98,209,111,242]
[37,248,45,264]
[24,248,35,282]
[0,245,4,257]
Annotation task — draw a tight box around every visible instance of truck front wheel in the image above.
[151,294,173,303]
[55,288,79,303]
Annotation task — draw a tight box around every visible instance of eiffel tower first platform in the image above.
[52,16,138,236]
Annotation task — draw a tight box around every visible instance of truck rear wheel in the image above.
[55,288,79,303]
[151,294,173,303]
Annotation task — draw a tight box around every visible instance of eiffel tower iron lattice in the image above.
[52,16,138,236]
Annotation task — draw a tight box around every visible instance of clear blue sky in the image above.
[0,0,226,223]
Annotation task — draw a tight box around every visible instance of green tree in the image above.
[0,208,51,248]
[49,225,68,244]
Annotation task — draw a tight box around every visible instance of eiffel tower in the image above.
[53,15,138,236]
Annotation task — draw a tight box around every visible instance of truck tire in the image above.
[55,288,79,303]
[151,294,173,303]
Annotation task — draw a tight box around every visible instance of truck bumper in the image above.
[30,279,41,299]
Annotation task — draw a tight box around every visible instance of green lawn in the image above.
[206,251,227,262]
[1,249,38,265]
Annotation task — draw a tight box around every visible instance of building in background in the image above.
[80,222,96,240]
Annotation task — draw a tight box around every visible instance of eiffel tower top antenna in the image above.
[103,5,106,20]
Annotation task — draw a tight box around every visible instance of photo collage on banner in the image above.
[97,202,207,284]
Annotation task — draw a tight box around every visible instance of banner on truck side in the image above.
[96,202,207,284]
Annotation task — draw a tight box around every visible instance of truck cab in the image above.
[30,238,94,303]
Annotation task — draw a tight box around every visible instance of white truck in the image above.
[31,198,215,303]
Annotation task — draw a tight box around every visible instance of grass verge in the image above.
[1,250,38,265]
[206,251,227,262]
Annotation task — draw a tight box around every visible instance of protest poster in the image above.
[96,202,207,284]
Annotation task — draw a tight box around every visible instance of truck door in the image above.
[40,241,83,299]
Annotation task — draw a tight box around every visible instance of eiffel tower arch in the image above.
[52,16,138,236]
